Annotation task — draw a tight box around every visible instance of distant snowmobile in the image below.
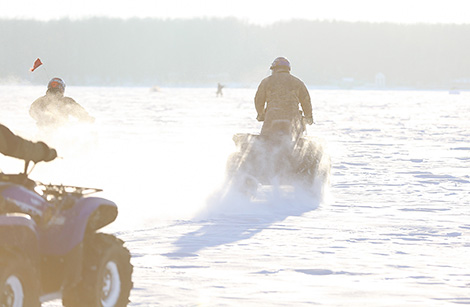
[226,117,330,198]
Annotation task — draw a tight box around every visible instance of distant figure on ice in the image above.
[254,57,313,139]
[216,83,224,97]
[150,85,161,93]
[30,77,95,128]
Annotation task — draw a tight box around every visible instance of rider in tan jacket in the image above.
[254,57,313,138]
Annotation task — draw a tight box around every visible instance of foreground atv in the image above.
[226,118,329,197]
[0,163,133,306]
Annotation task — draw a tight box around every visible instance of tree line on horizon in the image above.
[1,17,469,89]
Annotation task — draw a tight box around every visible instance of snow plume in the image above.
[167,134,331,259]
[171,153,331,257]
[195,135,331,220]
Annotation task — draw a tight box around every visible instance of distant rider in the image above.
[254,57,313,138]
[30,77,95,127]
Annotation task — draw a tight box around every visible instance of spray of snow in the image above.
[196,135,331,220]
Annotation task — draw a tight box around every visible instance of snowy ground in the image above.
[0,86,469,306]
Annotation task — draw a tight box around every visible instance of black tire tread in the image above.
[63,233,133,307]
[0,252,40,307]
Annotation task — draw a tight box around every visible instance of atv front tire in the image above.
[0,254,40,307]
[63,233,133,307]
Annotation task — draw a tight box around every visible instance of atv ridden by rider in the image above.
[226,57,329,197]
[226,113,328,197]
[0,124,132,306]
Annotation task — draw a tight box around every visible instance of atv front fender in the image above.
[0,214,38,257]
[39,198,117,255]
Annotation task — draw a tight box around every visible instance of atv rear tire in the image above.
[63,233,133,307]
[0,253,40,307]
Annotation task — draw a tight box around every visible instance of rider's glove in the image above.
[256,113,265,122]
[37,141,57,162]
[44,148,58,162]
[305,116,314,125]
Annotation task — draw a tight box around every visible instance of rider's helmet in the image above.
[270,57,291,71]
[47,77,66,94]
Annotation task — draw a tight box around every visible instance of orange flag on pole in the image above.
[30,58,43,72]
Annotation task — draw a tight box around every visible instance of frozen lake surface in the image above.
[1,85,469,306]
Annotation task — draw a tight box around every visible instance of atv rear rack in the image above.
[37,183,103,198]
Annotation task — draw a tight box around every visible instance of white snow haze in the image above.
[1,1,469,305]
[0,86,468,306]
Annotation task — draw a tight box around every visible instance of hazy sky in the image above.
[2,0,470,24]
